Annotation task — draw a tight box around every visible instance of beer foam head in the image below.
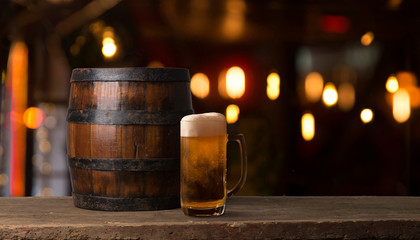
[181,112,226,137]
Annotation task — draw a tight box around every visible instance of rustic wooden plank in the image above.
[1,196,420,239]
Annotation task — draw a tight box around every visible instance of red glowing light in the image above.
[320,15,350,34]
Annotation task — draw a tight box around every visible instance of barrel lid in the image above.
[70,67,190,82]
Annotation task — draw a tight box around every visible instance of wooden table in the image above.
[1,196,420,239]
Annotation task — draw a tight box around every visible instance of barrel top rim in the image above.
[71,67,190,82]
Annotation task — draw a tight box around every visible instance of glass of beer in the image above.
[180,112,247,217]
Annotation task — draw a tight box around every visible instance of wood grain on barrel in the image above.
[66,68,193,211]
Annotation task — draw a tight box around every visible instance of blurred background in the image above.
[1,0,420,197]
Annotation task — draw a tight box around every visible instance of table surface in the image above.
[1,196,420,239]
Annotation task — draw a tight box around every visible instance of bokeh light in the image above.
[338,82,355,111]
[222,0,246,40]
[305,72,324,102]
[360,108,374,123]
[190,73,210,99]
[147,60,164,68]
[361,31,374,46]
[226,104,240,124]
[266,72,280,100]
[397,71,417,88]
[0,174,8,186]
[322,82,338,107]
[39,140,52,154]
[23,107,45,129]
[218,69,229,99]
[226,66,245,99]
[301,112,315,141]
[102,37,117,57]
[386,74,399,93]
[393,89,411,123]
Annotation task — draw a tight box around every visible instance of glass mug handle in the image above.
[227,134,247,197]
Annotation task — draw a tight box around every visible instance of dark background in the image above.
[1,0,420,196]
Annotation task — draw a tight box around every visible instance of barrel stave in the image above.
[67,67,192,211]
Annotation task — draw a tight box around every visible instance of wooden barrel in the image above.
[66,68,193,211]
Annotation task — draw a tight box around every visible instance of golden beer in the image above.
[180,112,247,217]
[181,135,227,216]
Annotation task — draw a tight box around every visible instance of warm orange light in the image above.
[226,104,240,124]
[305,72,324,102]
[147,60,164,68]
[407,86,420,108]
[301,112,315,141]
[322,82,338,107]
[226,66,245,99]
[397,71,417,88]
[7,41,28,196]
[102,27,115,39]
[360,108,373,123]
[102,37,117,57]
[361,31,374,46]
[338,82,355,111]
[266,72,280,100]
[23,107,45,129]
[218,69,228,99]
[222,0,246,40]
[190,73,210,99]
[393,89,410,123]
[388,0,403,9]
[386,75,399,93]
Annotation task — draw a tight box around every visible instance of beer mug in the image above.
[180,112,247,216]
